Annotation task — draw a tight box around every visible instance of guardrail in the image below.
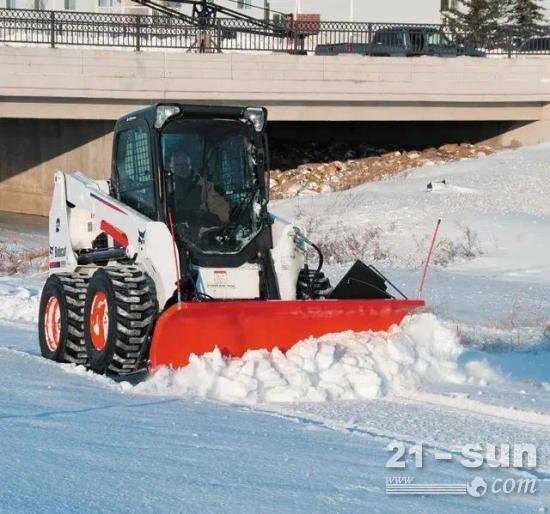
[1,8,549,55]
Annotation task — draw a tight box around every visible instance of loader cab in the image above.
[112,103,273,269]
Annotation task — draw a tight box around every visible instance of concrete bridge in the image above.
[1,46,549,215]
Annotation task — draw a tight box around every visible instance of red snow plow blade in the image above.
[149,299,425,370]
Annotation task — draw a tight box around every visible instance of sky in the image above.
[218,0,550,24]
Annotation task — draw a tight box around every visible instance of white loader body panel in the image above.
[49,172,179,309]
[196,263,261,300]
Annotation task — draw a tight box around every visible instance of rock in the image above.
[269,140,503,200]
[323,163,340,175]
[439,143,460,154]
[364,156,379,165]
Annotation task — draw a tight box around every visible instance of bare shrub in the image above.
[0,242,48,275]
[309,226,389,265]
[425,226,483,268]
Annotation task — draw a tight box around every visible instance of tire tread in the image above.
[56,272,89,365]
[103,266,158,375]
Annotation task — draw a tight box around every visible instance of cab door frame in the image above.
[111,116,162,221]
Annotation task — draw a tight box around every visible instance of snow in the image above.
[138,314,499,404]
[0,281,40,323]
[1,144,550,511]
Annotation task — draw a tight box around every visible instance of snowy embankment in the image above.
[272,143,550,278]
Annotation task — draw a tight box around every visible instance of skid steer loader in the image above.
[38,104,424,375]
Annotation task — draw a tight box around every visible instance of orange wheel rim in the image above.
[44,296,61,351]
[90,291,109,351]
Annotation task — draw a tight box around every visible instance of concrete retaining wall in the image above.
[0,119,113,216]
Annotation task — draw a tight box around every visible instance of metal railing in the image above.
[1,8,550,55]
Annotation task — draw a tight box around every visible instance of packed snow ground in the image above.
[1,145,549,512]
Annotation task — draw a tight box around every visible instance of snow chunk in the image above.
[0,283,39,323]
[463,360,503,387]
[136,314,500,405]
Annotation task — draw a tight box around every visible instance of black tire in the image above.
[83,266,158,375]
[38,273,89,365]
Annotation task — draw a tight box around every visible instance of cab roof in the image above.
[115,103,263,132]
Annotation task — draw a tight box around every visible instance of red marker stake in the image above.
[419,219,442,296]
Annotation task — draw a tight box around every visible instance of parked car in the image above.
[315,27,484,57]
[368,27,459,56]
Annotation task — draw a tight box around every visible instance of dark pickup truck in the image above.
[519,36,550,52]
[315,27,484,57]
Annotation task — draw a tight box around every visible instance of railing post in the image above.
[50,10,55,49]
[216,23,222,53]
[135,15,141,52]
[367,22,372,44]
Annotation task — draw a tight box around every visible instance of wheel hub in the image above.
[90,291,109,351]
[44,296,61,352]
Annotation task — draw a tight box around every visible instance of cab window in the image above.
[409,31,425,52]
[116,126,156,219]
[427,31,452,47]
[373,31,405,48]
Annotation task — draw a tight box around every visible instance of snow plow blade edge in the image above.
[149,299,425,370]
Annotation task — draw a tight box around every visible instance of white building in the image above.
[222,0,444,24]
[0,0,123,11]
[0,0,549,23]
[255,0,550,23]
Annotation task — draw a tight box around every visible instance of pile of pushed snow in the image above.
[136,314,500,405]
[0,283,39,323]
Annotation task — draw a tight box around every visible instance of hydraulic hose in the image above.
[309,241,324,274]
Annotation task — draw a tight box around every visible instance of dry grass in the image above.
[294,212,390,265]
[314,227,389,265]
[413,226,483,268]
[433,227,483,267]
[0,242,48,275]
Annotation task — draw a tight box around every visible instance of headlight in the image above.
[244,107,266,132]
[155,105,181,129]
